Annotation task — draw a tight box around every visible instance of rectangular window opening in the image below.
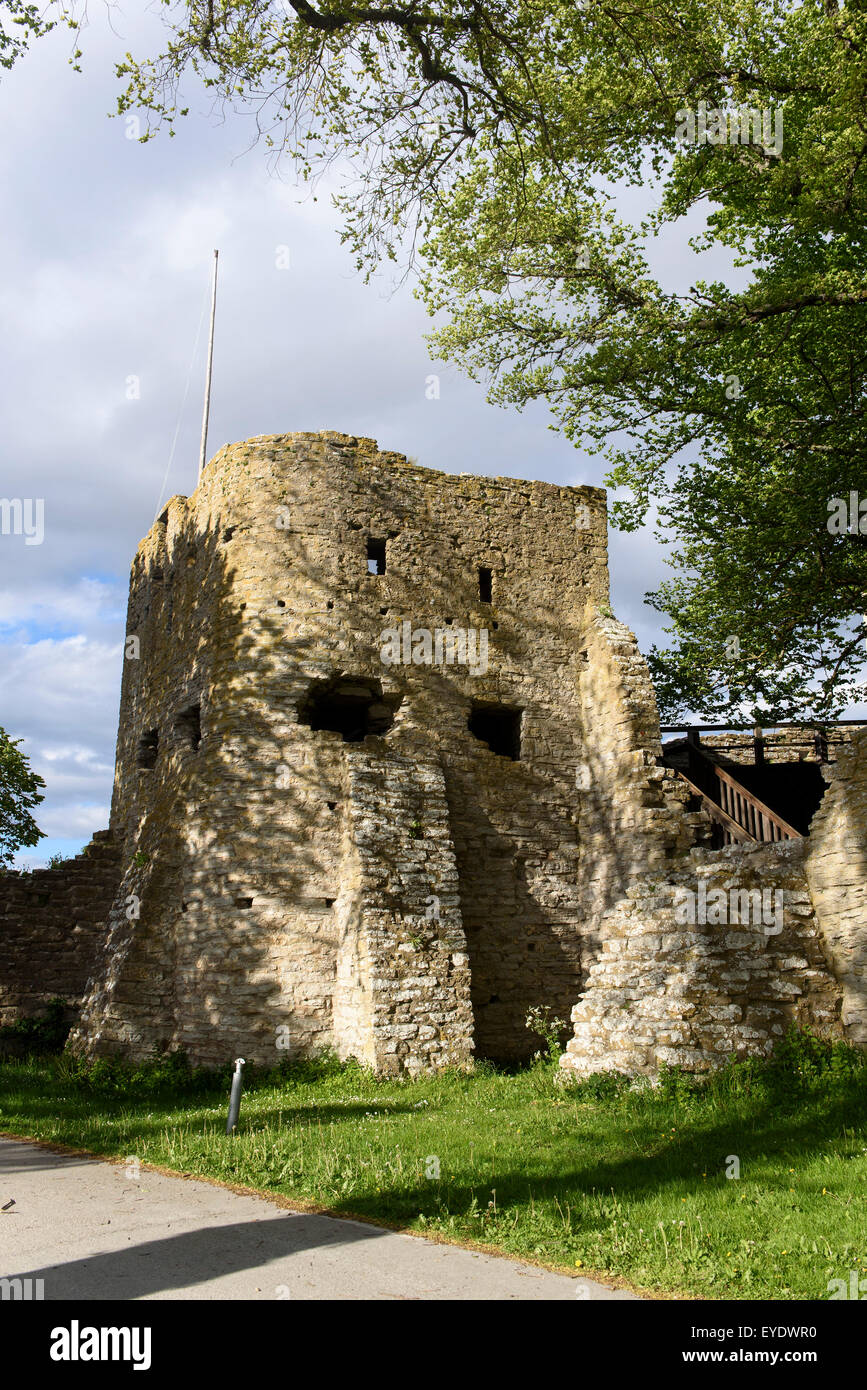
[478,566,493,603]
[137,728,159,770]
[468,702,522,760]
[175,703,202,752]
[367,538,386,575]
[299,675,398,743]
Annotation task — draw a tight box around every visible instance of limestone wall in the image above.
[12,432,862,1079]
[68,430,683,1069]
[805,728,867,1044]
[338,745,473,1074]
[0,832,122,1025]
[560,840,843,1080]
[575,614,709,955]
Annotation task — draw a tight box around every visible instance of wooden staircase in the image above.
[666,736,802,847]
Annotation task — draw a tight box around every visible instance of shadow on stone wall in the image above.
[52,436,692,1073]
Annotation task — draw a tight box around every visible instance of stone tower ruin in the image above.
[4,430,865,1076]
[65,430,698,1072]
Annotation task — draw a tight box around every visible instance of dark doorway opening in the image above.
[299,676,399,743]
[468,702,522,759]
[478,566,493,603]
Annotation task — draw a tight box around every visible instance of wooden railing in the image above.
[673,749,802,846]
[713,764,801,843]
[675,770,756,846]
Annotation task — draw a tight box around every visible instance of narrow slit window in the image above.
[367,538,386,575]
[478,567,493,603]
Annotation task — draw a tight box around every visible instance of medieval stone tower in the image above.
[66,430,695,1072]
[4,430,863,1075]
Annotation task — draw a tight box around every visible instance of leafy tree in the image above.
[12,1,867,718]
[0,1,78,73]
[412,1,867,722]
[0,726,45,868]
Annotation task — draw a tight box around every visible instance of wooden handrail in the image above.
[665,724,811,845]
[712,764,801,842]
[661,720,867,730]
[674,770,755,845]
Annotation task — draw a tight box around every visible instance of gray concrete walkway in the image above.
[0,1136,638,1301]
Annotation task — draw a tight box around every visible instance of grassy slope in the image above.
[1,1037,865,1300]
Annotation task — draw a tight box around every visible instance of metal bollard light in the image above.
[226,1057,246,1134]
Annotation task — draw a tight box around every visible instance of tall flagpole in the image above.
[197,248,219,482]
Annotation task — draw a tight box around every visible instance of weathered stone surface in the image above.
[3,431,865,1079]
[805,728,867,1044]
[558,840,845,1080]
[59,431,686,1070]
[0,832,123,1026]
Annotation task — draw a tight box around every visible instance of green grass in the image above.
[1,1030,866,1300]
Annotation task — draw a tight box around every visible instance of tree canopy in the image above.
[12,1,867,720]
[0,726,45,868]
[0,1,79,71]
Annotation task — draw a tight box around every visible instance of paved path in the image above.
[0,1136,637,1301]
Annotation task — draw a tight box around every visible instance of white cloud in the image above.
[0,630,120,847]
[0,577,123,630]
[35,803,111,840]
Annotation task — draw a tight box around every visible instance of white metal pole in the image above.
[197,248,219,482]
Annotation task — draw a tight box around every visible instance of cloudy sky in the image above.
[0,6,844,868]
